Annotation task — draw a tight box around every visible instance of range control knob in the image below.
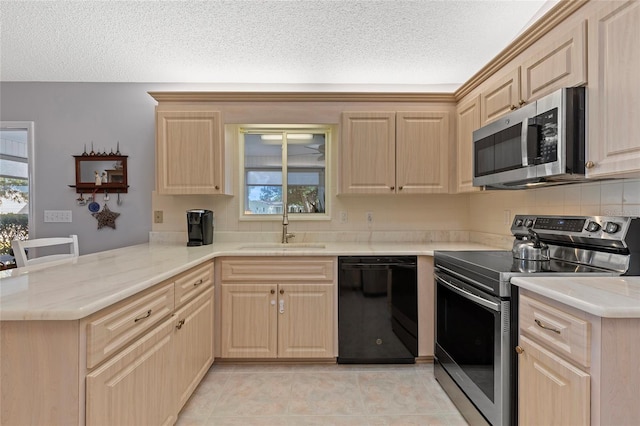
[525,219,534,228]
[604,222,620,234]
[585,221,601,233]
[514,218,524,227]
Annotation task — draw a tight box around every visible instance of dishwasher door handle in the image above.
[341,263,416,269]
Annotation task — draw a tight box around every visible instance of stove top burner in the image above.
[434,250,617,297]
[438,250,610,274]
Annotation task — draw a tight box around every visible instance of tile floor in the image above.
[176,363,469,425]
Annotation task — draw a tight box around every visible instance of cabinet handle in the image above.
[193,279,203,287]
[390,186,395,191]
[280,289,284,295]
[398,186,403,191]
[134,310,152,322]
[176,319,185,330]
[510,105,518,111]
[271,289,275,294]
[585,161,595,169]
[534,319,561,334]
[519,99,526,106]
[215,185,220,190]
[515,345,524,354]
[279,299,285,314]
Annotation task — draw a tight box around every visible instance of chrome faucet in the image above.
[281,210,295,243]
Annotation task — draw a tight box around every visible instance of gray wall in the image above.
[0,82,166,254]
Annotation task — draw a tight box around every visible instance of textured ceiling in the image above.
[0,1,556,91]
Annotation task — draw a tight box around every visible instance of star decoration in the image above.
[92,204,121,230]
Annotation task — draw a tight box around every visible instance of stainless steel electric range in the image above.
[434,214,640,426]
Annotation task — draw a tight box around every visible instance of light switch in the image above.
[44,210,72,223]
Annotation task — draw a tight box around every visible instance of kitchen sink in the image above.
[239,243,326,250]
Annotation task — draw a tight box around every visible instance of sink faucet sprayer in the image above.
[282,210,295,243]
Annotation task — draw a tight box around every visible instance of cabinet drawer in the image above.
[175,262,213,308]
[86,281,174,369]
[519,294,590,367]
[221,257,335,283]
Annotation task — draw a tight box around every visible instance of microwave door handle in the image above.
[522,118,540,166]
[521,118,530,166]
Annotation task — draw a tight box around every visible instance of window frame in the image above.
[239,125,331,221]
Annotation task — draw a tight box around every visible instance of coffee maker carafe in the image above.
[186,209,214,246]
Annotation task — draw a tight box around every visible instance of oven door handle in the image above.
[435,275,500,312]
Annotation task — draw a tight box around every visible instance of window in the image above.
[0,122,33,268]
[242,126,329,218]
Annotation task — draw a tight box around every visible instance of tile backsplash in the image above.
[152,178,640,244]
[469,178,640,236]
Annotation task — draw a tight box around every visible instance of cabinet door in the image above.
[455,96,481,193]
[174,287,215,412]
[220,283,277,358]
[518,335,590,426]
[340,112,396,194]
[156,110,224,194]
[587,0,640,177]
[480,67,521,125]
[86,317,176,426]
[521,21,587,103]
[278,283,335,358]
[396,111,450,194]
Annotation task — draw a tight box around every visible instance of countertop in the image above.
[4,240,639,321]
[511,276,640,318]
[0,240,495,321]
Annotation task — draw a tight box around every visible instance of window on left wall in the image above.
[0,122,33,268]
[241,126,329,218]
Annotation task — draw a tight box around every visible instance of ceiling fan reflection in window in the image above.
[296,143,325,161]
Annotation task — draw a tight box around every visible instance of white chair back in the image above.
[11,235,79,267]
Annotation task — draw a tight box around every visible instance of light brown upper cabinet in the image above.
[455,96,481,193]
[340,110,451,194]
[156,109,229,195]
[586,0,640,178]
[480,21,587,125]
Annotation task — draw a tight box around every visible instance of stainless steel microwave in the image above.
[472,87,586,189]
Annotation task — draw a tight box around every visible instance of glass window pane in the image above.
[243,128,327,216]
[244,133,283,214]
[287,133,325,214]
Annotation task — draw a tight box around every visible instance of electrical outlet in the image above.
[44,210,72,223]
[504,209,511,225]
[366,211,374,223]
[340,211,348,224]
[154,210,163,224]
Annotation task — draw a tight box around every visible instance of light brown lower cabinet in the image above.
[174,287,215,410]
[518,335,590,426]
[517,289,640,426]
[86,316,178,426]
[86,286,214,425]
[219,257,335,359]
[0,261,214,426]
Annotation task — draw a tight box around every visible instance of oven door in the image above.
[434,270,512,426]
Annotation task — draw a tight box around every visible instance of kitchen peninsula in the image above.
[1,239,495,425]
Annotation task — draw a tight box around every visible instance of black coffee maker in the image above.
[186,209,214,246]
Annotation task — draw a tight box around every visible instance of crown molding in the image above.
[148,91,456,104]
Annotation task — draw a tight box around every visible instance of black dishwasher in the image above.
[338,256,418,363]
